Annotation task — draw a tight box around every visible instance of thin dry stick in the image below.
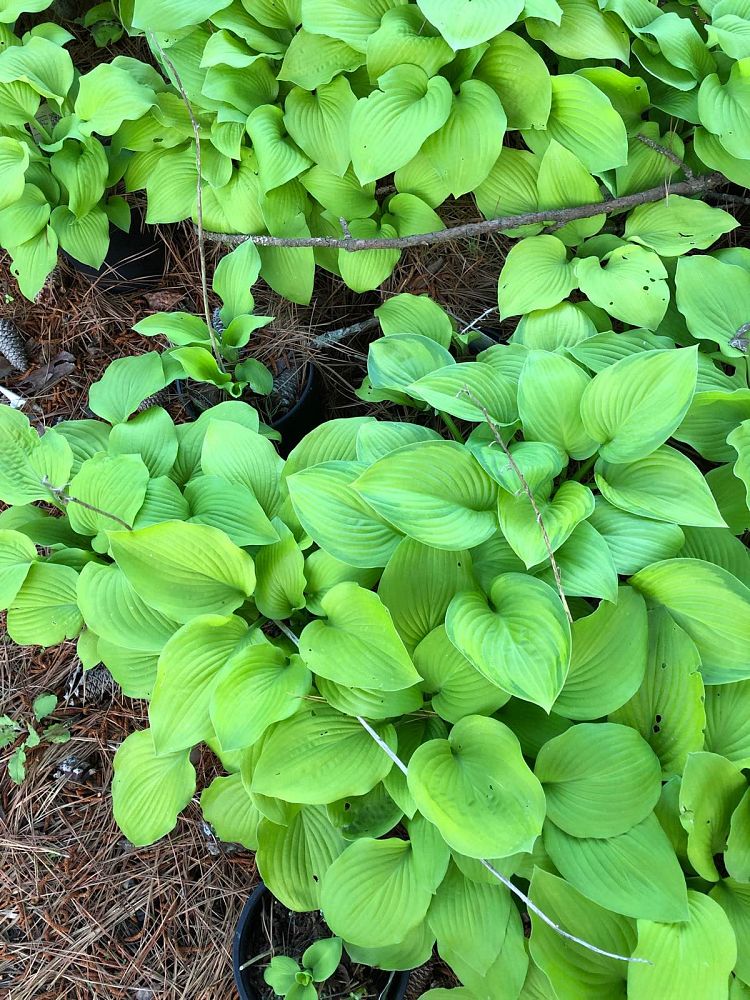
[277,627,645,964]
[42,481,133,531]
[460,387,572,624]
[147,31,224,371]
[635,132,694,180]
[201,172,724,250]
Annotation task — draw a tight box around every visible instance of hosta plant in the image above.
[134,237,275,399]
[1,297,749,997]
[98,0,750,303]
[0,4,167,297]
[264,937,343,1000]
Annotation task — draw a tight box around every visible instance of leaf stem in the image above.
[572,455,597,483]
[439,411,465,443]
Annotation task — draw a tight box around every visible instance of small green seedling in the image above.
[264,937,343,1000]
[1,694,70,784]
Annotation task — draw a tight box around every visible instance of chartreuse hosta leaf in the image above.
[0,529,36,610]
[728,420,750,505]
[405,80,507,201]
[112,729,195,847]
[200,420,283,518]
[367,6,453,80]
[535,723,662,838]
[77,562,178,654]
[109,522,256,624]
[252,705,396,804]
[580,348,698,463]
[545,74,628,173]
[631,559,750,684]
[588,497,684,575]
[535,520,618,602]
[595,446,726,528]
[576,245,669,330]
[374,293,454,347]
[355,421,441,465]
[288,461,402,568]
[350,64,452,184]
[428,862,513,979]
[676,255,750,358]
[498,236,578,319]
[517,351,597,459]
[610,608,705,778]
[674,391,750,463]
[284,75,356,177]
[624,196,739,256]
[378,539,474,652]
[468,434,566,498]
[354,441,499,550]
[148,614,248,754]
[320,818,449,947]
[628,890,737,1000]
[409,362,518,425]
[726,788,750,882]
[544,814,689,922]
[414,626,510,723]
[367,334,454,395]
[0,406,73,505]
[257,805,347,911]
[705,681,750,769]
[416,0,524,48]
[299,581,419,690]
[529,869,636,1000]
[7,562,82,647]
[552,586,647,720]
[344,922,436,973]
[679,752,746,881]
[408,715,545,858]
[447,574,571,710]
[327,782,404,841]
[253,518,306,619]
[498,481,595,569]
[211,644,312,751]
[200,773,262,851]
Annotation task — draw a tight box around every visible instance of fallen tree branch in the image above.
[201,172,724,251]
[312,316,380,348]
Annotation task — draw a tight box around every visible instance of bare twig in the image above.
[459,387,573,624]
[635,133,693,180]
[312,316,380,348]
[460,306,498,336]
[147,32,224,371]
[43,480,133,532]
[480,861,649,964]
[201,173,724,250]
[276,624,644,963]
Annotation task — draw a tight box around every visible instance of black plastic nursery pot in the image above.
[66,218,167,292]
[269,361,326,456]
[181,361,326,456]
[233,882,412,1000]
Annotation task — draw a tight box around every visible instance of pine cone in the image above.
[0,318,29,371]
[137,388,170,412]
[212,306,224,337]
